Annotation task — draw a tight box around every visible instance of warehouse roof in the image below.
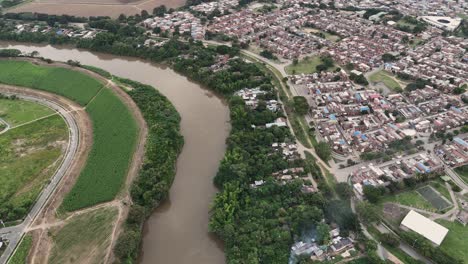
[400,210,448,246]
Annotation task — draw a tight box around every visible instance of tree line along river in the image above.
[0,42,229,264]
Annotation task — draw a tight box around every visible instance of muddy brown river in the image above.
[0,42,228,264]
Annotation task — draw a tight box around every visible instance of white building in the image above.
[400,210,449,246]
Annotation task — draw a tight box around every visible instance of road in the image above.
[0,91,80,264]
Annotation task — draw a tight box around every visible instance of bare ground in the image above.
[8,0,186,18]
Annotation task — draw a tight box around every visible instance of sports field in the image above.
[416,185,451,210]
[0,60,138,212]
[369,70,402,92]
[0,99,67,221]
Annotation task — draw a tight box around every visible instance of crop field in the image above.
[0,61,102,105]
[0,61,139,212]
[0,113,67,221]
[49,207,118,264]
[61,88,138,211]
[0,98,54,126]
[417,185,452,210]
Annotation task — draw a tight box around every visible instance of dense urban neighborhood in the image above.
[0,0,467,264]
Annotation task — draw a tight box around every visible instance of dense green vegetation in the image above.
[0,60,140,212]
[111,78,183,263]
[454,165,468,184]
[62,88,138,211]
[0,114,67,221]
[0,61,102,105]
[8,234,32,264]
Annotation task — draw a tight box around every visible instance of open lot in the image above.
[381,189,435,211]
[437,220,468,263]
[0,98,54,126]
[416,185,451,211]
[0,110,67,221]
[49,207,118,264]
[368,70,403,92]
[8,0,185,18]
[285,55,337,75]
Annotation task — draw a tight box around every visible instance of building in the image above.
[400,210,449,246]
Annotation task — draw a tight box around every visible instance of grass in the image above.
[8,234,33,264]
[437,219,468,263]
[368,70,402,92]
[428,180,451,201]
[381,189,435,211]
[61,88,138,211]
[454,165,468,184]
[285,56,336,75]
[80,65,112,79]
[49,207,118,264]
[0,114,67,221]
[0,98,55,126]
[0,60,139,212]
[0,61,102,105]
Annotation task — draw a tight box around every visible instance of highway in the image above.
[0,92,80,264]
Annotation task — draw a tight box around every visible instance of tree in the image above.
[315,142,331,161]
[381,233,400,247]
[316,222,331,245]
[335,183,352,199]
[293,96,309,115]
[356,201,380,223]
[363,185,385,203]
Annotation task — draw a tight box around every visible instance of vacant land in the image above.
[381,189,435,211]
[8,0,185,18]
[369,70,402,92]
[0,61,102,105]
[8,234,33,264]
[0,98,54,126]
[303,28,340,42]
[49,207,118,264]
[0,112,67,221]
[61,88,138,211]
[285,56,336,75]
[455,165,468,184]
[0,61,139,212]
[437,220,468,263]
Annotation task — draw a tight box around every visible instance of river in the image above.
[0,42,229,264]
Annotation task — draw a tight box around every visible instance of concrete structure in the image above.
[420,16,462,31]
[400,210,448,246]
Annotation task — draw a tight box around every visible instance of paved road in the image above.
[0,92,80,264]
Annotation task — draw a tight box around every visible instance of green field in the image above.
[437,220,468,263]
[381,189,435,211]
[61,88,138,211]
[8,234,33,264]
[285,56,336,75]
[0,61,102,105]
[369,70,402,92]
[455,165,468,184]
[0,60,138,212]
[49,207,117,264]
[0,112,67,221]
[0,98,54,126]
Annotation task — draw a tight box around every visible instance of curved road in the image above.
[0,90,81,264]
